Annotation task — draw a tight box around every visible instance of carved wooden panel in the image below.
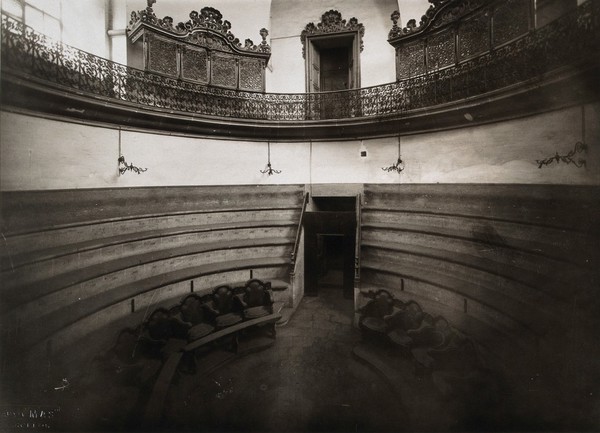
[128,6,270,92]
[181,46,209,83]
[427,29,456,70]
[186,33,232,52]
[211,53,237,88]
[147,35,178,76]
[239,59,263,91]
[492,0,530,47]
[396,41,425,80]
[458,12,490,60]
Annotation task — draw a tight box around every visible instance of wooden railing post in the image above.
[289,192,308,308]
[290,192,309,267]
[354,193,361,283]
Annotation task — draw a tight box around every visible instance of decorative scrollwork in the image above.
[301,10,365,58]
[2,0,599,122]
[260,162,282,176]
[128,5,270,55]
[536,142,588,169]
[388,0,491,41]
[492,0,530,46]
[382,157,405,173]
[260,142,281,175]
[118,156,148,175]
[382,136,405,173]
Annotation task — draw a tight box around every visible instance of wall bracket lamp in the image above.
[382,136,405,173]
[260,142,281,175]
[117,128,147,175]
[537,107,589,169]
[118,155,148,175]
[536,141,587,169]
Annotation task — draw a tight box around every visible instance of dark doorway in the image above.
[320,46,350,91]
[305,33,359,93]
[317,234,345,288]
[304,201,356,300]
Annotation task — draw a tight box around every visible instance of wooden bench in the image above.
[142,313,282,426]
[0,185,303,360]
[14,258,289,351]
[358,289,485,376]
[183,314,281,352]
[137,279,281,427]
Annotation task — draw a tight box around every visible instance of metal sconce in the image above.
[536,108,588,169]
[536,141,587,168]
[260,141,281,176]
[382,136,405,173]
[118,155,148,175]
[118,129,147,175]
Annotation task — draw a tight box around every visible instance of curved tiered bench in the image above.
[75,279,282,429]
[0,185,303,395]
[0,1,599,430]
[358,184,600,424]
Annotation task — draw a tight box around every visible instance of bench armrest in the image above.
[202,303,219,317]
[236,294,249,309]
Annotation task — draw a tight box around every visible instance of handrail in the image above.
[290,192,309,266]
[2,2,598,122]
[354,193,361,281]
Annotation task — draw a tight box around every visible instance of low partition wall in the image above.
[0,184,303,397]
[359,183,599,418]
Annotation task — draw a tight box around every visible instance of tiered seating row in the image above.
[357,289,483,374]
[86,279,282,427]
[0,185,303,388]
[360,184,600,377]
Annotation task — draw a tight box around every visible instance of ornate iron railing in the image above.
[1,1,599,121]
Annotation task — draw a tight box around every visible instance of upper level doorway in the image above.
[305,33,360,93]
[301,10,364,119]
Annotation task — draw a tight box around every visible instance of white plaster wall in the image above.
[269,0,398,92]
[0,114,308,189]
[61,0,109,58]
[109,0,129,64]
[1,103,598,190]
[399,105,599,184]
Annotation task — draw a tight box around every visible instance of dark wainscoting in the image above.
[360,183,600,414]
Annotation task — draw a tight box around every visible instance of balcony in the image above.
[1,1,599,140]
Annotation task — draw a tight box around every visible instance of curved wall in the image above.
[1,2,599,428]
[1,103,598,191]
[359,183,600,425]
